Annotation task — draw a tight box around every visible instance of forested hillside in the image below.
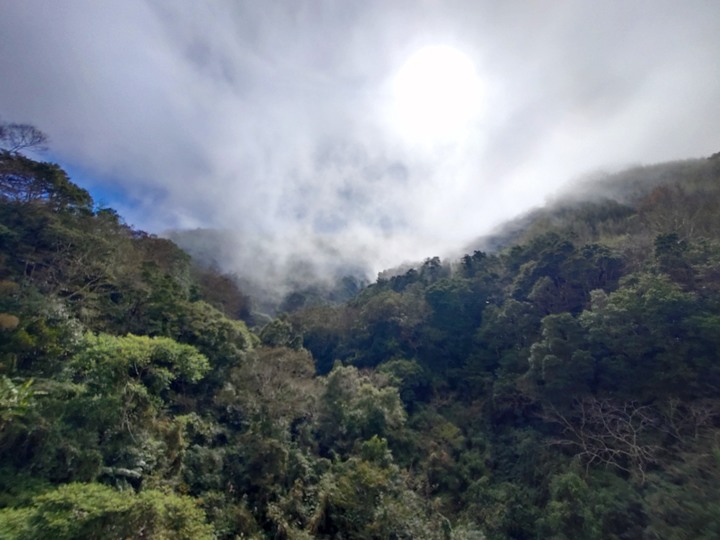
[2,121,720,539]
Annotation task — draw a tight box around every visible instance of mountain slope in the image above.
[3,136,720,538]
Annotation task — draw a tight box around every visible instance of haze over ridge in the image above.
[2,1,719,278]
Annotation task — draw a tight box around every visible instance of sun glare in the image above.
[391,45,484,143]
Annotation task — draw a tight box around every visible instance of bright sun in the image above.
[391,45,484,143]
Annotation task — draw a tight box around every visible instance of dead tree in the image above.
[542,397,660,483]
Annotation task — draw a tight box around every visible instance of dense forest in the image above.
[2,120,720,539]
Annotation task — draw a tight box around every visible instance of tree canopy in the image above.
[2,123,720,538]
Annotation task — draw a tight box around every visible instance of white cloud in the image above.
[1,0,719,280]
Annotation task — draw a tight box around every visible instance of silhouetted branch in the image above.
[0,121,48,154]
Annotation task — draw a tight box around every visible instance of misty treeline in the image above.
[2,122,720,539]
[166,228,370,319]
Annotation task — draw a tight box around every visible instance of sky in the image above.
[2,0,720,279]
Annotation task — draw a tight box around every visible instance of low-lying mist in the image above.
[169,155,720,314]
[167,228,373,315]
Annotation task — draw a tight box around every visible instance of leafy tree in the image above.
[654,232,693,285]
[470,299,541,377]
[259,317,303,349]
[169,300,256,371]
[66,333,209,394]
[309,446,451,539]
[0,482,212,539]
[0,376,35,432]
[579,274,704,399]
[317,365,406,456]
[422,278,483,374]
[378,358,431,408]
[0,334,210,486]
[289,304,352,374]
[350,288,429,368]
[528,312,594,402]
[214,346,317,434]
[0,152,91,211]
[538,470,646,540]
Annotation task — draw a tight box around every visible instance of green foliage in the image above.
[539,472,609,540]
[378,358,431,406]
[0,482,212,539]
[0,376,36,430]
[0,290,83,376]
[352,287,430,367]
[0,151,92,211]
[5,137,720,538]
[66,333,210,393]
[215,346,317,433]
[0,334,208,487]
[642,435,720,539]
[528,312,594,402]
[310,451,451,539]
[260,317,303,349]
[470,299,540,378]
[288,304,350,374]
[171,300,256,366]
[579,273,709,398]
[317,365,406,455]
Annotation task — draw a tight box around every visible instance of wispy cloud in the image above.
[2,0,719,279]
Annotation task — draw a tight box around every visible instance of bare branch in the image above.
[541,397,660,483]
[658,398,720,442]
[0,121,48,154]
